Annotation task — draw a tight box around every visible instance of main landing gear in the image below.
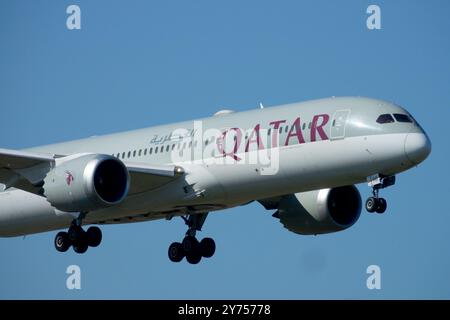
[168,213,216,264]
[365,174,395,214]
[54,213,102,254]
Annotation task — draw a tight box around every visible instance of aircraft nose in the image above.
[404,132,432,165]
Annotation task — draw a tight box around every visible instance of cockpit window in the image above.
[393,113,413,123]
[376,114,395,124]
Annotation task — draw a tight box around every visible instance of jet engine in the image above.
[276,185,362,235]
[43,154,129,212]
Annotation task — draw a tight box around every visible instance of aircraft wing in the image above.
[0,148,184,196]
[0,148,56,169]
[124,162,185,195]
[0,148,56,193]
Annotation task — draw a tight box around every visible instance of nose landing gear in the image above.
[365,174,395,214]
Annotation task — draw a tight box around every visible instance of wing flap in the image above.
[0,148,55,169]
[125,162,185,195]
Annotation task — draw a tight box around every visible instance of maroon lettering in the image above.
[217,128,242,161]
[269,120,286,147]
[245,124,264,152]
[310,114,330,142]
[284,117,305,146]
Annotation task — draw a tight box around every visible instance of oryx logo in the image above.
[65,171,74,185]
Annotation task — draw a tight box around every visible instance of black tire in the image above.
[86,226,102,247]
[73,242,88,254]
[182,236,199,254]
[72,229,88,254]
[168,242,185,262]
[365,197,377,213]
[68,225,84,243]
[54,232,71,252]
[200,238,216,258]
[186,251,202,264]
[376,198,387,214]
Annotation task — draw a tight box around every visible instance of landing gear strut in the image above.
[168,213,216,264]
[54,212,102,254]
[365,174,395,214]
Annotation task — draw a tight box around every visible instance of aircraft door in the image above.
[330,110,350,140]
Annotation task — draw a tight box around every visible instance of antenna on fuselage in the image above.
[259,102,264,109]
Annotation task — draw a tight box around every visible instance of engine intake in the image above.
[43,154,129,212]
[276,185,362,235]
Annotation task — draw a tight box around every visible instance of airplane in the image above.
[0,97,431,264]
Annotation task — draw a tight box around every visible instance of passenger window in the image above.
[149,147,153,154]
[138,149,142,156]
[268,128,271,135]
[144,149,147,155]
[133,150,136,157]
[302,123,306,130]
[376,114,395,124]
[122,152,125,158]
[166,145,170,152]
[393,114,413,123]
[127,151,131,158]
[285,126,288,133]
[160,146,164,153]
[155,147,158,154]
[172,144,175,150]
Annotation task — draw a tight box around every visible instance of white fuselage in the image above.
[0,97,431,236]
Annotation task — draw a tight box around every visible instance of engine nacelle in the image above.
[43,154,129,212]
[277,185,362,235]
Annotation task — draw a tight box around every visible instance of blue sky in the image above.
[0,0,449,299]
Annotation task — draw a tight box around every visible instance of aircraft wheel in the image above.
[55,232,71,252]
[186,251,202,264]
[72,230,88,254]
[86,226,102,247]
[73,243,88,254]
[182,236,202,264]
[68,225,84,243]
[365,197,377,213]
[168,242,185,262]
[376,198,387,214]
[182,236,199,254]
[200,238,216,258]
